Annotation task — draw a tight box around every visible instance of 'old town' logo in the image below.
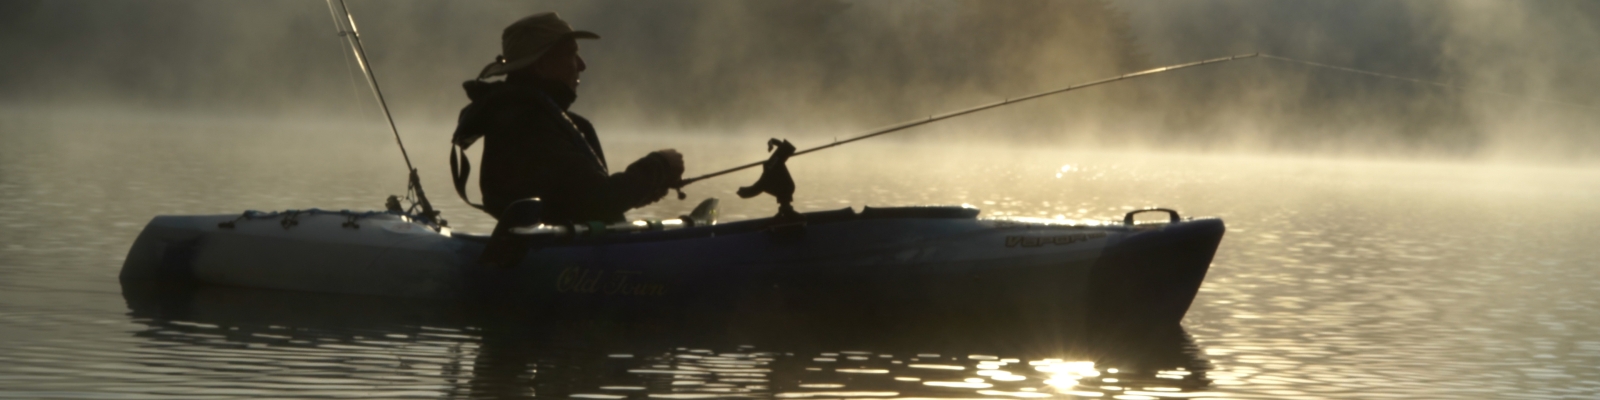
[1005,232,1106,248]
[555,267,668,296]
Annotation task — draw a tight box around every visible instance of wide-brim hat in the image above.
[478,12,599,79]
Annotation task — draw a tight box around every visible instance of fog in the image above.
[1,0,1596,165]
[6,4,1600,397]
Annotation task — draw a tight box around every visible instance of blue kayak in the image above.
[121,205,1224,330]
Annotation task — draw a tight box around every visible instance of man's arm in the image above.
[484,108,679,222]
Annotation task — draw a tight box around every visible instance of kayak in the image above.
[120,204,1224,330]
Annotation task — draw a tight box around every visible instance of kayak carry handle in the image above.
[1124,208,1181,225]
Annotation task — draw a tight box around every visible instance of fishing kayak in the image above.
[120,205,1224,330]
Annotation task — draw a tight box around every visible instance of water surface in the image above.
[2,119,1597,399]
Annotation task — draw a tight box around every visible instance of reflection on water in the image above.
[115,285,1209,399]
[3,120,1600,398]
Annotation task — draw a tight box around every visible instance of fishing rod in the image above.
[325,0,438,221]
[672,53,1262,194]
[673,51,1599,196]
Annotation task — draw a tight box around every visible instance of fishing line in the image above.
[1257,54,1600,112]
[325,0,438,220]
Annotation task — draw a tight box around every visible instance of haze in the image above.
[1,0,1596,165]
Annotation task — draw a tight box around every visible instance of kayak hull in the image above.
[121,207,1223,330]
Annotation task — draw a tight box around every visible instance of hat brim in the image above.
[478,31,600,78]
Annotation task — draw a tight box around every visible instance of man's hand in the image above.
[625,149,687,207]
[651,149,685,184]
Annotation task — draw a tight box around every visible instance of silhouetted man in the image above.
[451,12,683,223]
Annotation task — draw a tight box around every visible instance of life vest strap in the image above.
[450,144,486,212]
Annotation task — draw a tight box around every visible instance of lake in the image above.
[2,116,1597,399]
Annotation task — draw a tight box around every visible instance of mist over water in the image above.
[2,0,1597,163]
[3,1,1600,399]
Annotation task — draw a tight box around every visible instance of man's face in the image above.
[534,38,586,90]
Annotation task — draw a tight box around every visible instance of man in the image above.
[451,12,684,223]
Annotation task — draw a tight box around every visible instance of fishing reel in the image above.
[738,138,803,221]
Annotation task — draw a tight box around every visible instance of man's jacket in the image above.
[451,78,671,223]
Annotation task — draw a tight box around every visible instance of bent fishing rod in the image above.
[671,52,1600,196]
[325,0,439,220]
[671,53,1262,194]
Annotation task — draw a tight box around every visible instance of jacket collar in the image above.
[462,77,578,110]
[510,76,577,110]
